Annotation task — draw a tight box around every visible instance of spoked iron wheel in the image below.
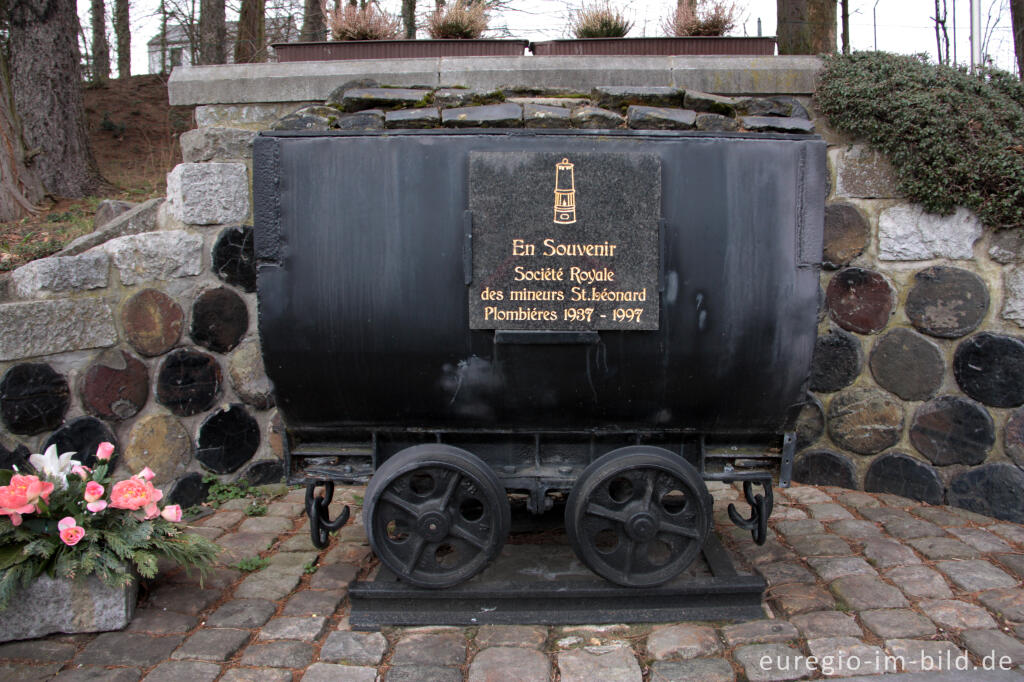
[363,445,510,588]
[565,446,711,587]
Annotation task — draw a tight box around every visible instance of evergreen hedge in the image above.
[816,52,1024,230]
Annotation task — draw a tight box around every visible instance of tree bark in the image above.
[9,0,106,197]
[840,0,849,54]
[402,0,415,39]
[300,0,325,41]
[776,0,837,55]
[1012,0,1024,78]
[90,0,109,82]
[234,0,264,62]
[198,0,226,64]
[0,50,44,221]
[114,0,129,78]
[158,0,168,73]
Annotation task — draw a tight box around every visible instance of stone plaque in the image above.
[469,152,660,330]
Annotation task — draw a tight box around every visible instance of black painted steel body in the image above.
[255,129,825,591]
[255,129,824,438]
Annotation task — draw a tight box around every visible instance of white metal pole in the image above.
[970,0,982,70]
[873,0,881,51]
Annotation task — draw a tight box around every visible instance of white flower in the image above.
[28,444,82,489]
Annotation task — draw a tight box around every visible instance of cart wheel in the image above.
[565,446,711,587]
[363,445,510,589]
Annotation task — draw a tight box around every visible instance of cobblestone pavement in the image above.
[4,483,1024,680]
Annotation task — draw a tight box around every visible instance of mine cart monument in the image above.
[255,128,825,627]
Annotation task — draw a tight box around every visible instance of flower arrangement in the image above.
[0,443,218,608]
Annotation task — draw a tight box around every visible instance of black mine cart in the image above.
[254,129,826,626]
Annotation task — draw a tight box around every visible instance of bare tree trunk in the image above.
[840,0,849,54]
[300,0,324,41]
[9,0,107,197]
[776,0,837,55]
[159,0,168,73]
[933,0,950,65]
[0,50,44,221]
[1013,0,1024,78]
[234,0,264,62]
[199,0,226,64]
[114,0,129,78]
[90,0,109,82]
[402,0,415,38]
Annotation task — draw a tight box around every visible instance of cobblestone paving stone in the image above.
[6,482,1024,680]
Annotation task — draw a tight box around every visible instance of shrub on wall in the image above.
[426,0,489,39]
[570,1,633,38]
[816,52,1024,230]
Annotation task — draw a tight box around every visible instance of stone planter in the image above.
[0,571,137,642]
[272,39,529,62]
[530,36,776,56]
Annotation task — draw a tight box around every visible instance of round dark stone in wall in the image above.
[156,348,222,417]
[953,333,1024,408]
[80,349,149,421]
[122,288,184,357]
[826,267,895,335]
[43,416,118,468]
[948,462,1024,524]
[822,202,869,269]
[168,472,212,509]
[212,226,257,293]
[792,450,857,489]
[910,395,995,465]
[909,396,994,466]
[197,404,260,474]
[795,394,825,451]
[906,266,989,339]
[1007,408,1024,469]
[827,386,904,455]
[810,327,863,392]
[243,460,285,486]
[0,442,30,471]
[191,287,249,354]
[0,363,70,435]
[863,451,944,505]
[869,328,944,401]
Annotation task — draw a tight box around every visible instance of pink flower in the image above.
[0,487,35,526]
[84,481,104,503]
[8,474,52,506]
[59,524,85,546]
[136,467,155,482]
[0,475,54,524]
[87,500,108,513]
[95,442,114,461]
[160,505,182,522]
[71,464,92,480]
[109,478,162,511]
[58,516,76,531]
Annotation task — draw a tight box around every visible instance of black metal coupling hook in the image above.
[727,480,774,545]
[305,480,351,549]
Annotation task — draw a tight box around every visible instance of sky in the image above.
[77,0,1019,78]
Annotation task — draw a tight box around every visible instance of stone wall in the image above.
[0,173,277,508]
[796,139,1024,523]
[1,56,1022,520]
